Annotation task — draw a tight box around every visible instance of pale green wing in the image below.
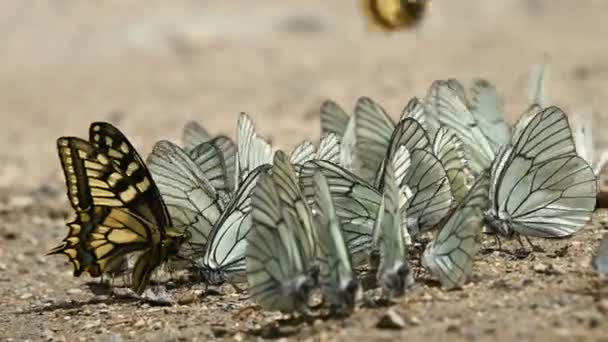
[290,140,316,166]
[570,109,594,167]
[312,171,360,309]
[399,97,427,127]
[528,64,547,109]
[272,151,317,262]
[425,79,496,174]
[510,106,577,167]
[246,171,314,312]
[401,148,452,236]
[320,99,350,138]
[182,121,212,151]
[373,157,410,297]
[237,112,273,189]
[468,78,510,147]
[339,114,359,173]
[422,172,490,289]
[354,96,396,181]
[374,117,432,188]
[299,160,381,266]
[432,127,473,203]
[198,165,270,285]
[147,140,223,257]
[317,133,341,164]
[188,138,233,206]
[487,147,596,238]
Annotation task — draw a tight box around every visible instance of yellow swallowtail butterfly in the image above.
[49,122,187,294]
[361,0,429,32]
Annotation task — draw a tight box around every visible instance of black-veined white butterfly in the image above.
[423,172,490,289]
[370,152,412,297]
[246,151,318,312]
[484,106,597,238]
[311,171,361,309]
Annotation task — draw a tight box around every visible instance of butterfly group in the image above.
[50,65,601,314]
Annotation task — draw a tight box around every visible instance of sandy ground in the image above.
[2,0,608,340]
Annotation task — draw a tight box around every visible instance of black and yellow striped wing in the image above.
[51,122,181,294]
[361,0,428,32]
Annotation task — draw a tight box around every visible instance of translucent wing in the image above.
[528,64,547,109]
[237,112,273,188]
[339,114,359,173]
[210,136,237,193]
[188,138,233,205]
[317,133,341,164]
[272,151,317,262]
[401,148,452,235]
[487,147,596,237]
[320,100,349,138]
[400,97,427,127]
[147,140,223,256]
[432,127,473,203]
[422,173,491,289]
[371,157,410,297]
[246,170,315,312]
[375,117,432,188]
[182,121,212,151]
[570,109,594,167]
[198,165,270,285]
[289,140,317,174]
[426,80,495,174]
[354,96,396,181]
[510,106,577,167]
[312,171,360,309]
[299,160,381,266]
[468,78,510,147]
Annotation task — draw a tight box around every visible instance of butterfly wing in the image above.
[312,171,360,309]
[426,80,496,174]
[188,137,236,203]
[199,165,270,285]
[182,121,212,151]
[489,150,596,238]
[354,97,396,181]
[320,100,350,138]
[432,127,473,203]
[402,148,452,235]
[246,170,314,312]
[299,160,381,265]
[147,140,223,258]
[422,173,491,289]
[373,155,410,297]
[237,113,273,189]
[468,78,511,147]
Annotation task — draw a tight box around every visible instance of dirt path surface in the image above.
[2,1,608,341]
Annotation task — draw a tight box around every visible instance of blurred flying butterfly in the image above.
[360,0,429,32]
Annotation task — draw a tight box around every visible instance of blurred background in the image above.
[0,0,606,192]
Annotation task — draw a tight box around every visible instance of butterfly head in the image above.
[483,211,514,237]
[380,261,412,297]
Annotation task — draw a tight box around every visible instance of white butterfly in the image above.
[290,133,341,176]
[236,112,274,191]
[485,106,596,238]
[423,172,490,289]
[312,171,361,309]
[195,164,270,285]
[246,151,318,312]
[370,152,413,297]
[425,79,497,175]
[147,140,224,264]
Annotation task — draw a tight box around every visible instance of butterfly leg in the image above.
[524,235,544,252]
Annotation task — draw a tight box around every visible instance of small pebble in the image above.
[376,309,405,330]
[66,288,83,295]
